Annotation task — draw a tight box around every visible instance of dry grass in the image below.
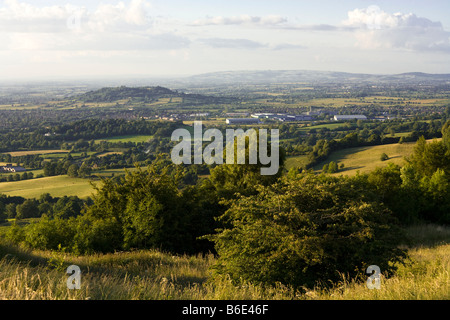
[305,244,450,300]
[0,224,449,300]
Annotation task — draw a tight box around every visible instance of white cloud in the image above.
[191,14,287,27]
[272,43,307,51]
[342,6,450,52]
[87,0,151,32]
[0,0,191,52]
[198,38,267,49]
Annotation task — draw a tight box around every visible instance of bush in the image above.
[0,202,6,223]
[8,217,76,251]
[208,173,407,289]
[380,153,389,161]
[72,215,123,254]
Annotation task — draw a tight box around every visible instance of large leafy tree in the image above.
[207,173,407,289]
[442,120,450,150]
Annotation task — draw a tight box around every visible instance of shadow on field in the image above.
[0,240,49,267]
[338,166,364,173]
[402,224,450,248]
[0,239,209,287]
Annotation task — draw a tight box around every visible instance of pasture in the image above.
[94,135,154,144]
[314,142,416,175]
[0,175,97,199]
[285,140,438,175]
[2,150,68,157]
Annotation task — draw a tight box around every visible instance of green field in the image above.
[0,175,97,199]
[285,140,439,175]
[2,150,68,157]
[92,166,143,178]
[285,155,309,170]
[94,135,154,144]
[298,122,348,131]
[314,142,417,175]
[0,169,44,177]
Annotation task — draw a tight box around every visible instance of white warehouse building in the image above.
[333,115,367,121]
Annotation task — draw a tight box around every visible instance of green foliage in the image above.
[15,199,39,220]
[327,161,338,173]
[380,153,389,161]
[8,161,221,255]
[407,136,450,177]
[47,244,67,271]
[400,133,450,224]
[71,215,123,255]
[442,120,450,150]
[13,217,76,251]
[0,202,6,223]
[4,203,17,219]
[67,164,79,177]
[207,173,407,289]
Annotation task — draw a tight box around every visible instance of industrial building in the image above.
[333,115,367,121]
[226,118,261,125]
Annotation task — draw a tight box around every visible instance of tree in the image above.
[78,163,91,178]
[407,137,450,177]
[84,164,209,254]
[5,203,17,219]
[43,162,57,176]
[207,173,407,289]
[16,199,39,219]
[380,153,389,161]
[67,164,79,178]
[327,161,338,173]
[442,120,450,150]
[0,202,6,223]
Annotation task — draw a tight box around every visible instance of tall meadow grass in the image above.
[0,224,449,300]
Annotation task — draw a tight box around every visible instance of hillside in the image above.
[71,85,233,104]
[178,70,450,85]
[285,139,442,176]
[314,142,417,175]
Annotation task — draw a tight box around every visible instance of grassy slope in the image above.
[286,139,441,176]
[314,142,417,175]
[94,135,154,144]
[0,175,96,199]
[0,224,448,300]
[2,150,68,157]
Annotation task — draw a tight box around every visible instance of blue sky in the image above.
[1,0,449,79]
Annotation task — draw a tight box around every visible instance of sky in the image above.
[1,0,450,80]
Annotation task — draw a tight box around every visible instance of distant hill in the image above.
[71,85,233,104]
[176,70,450,85]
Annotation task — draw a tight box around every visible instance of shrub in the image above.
[9,217,76,251]
[72,215,123,254]
[208,173,407,289]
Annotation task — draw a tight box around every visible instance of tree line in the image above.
[0,118,179,152]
